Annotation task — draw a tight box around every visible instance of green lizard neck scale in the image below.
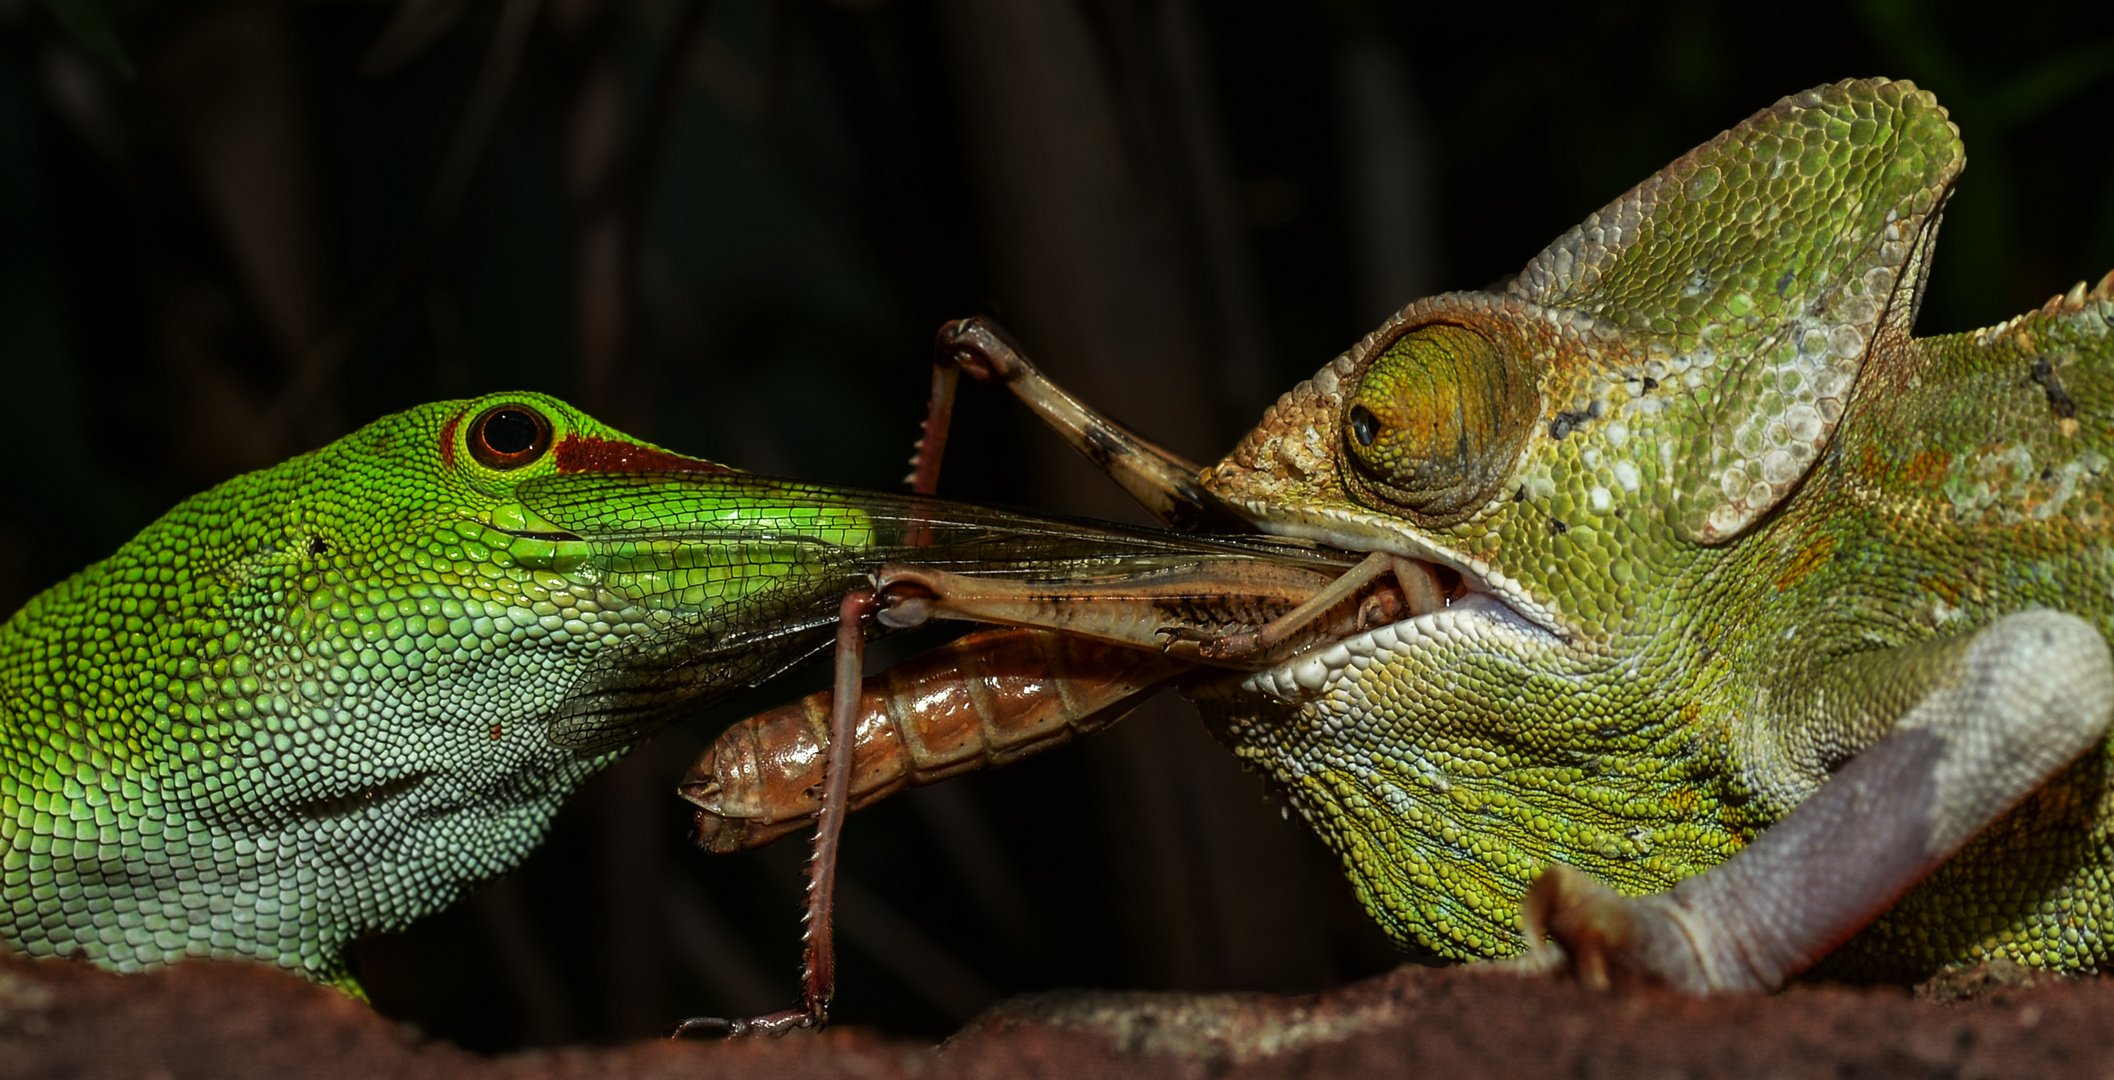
[1192,78,2114,976]
[0,393,868,985]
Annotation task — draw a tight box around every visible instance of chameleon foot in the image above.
[1520,863,1714,993]
[1519,612,2114,996]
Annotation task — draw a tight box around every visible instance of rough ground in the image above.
[3,950,2107,1079]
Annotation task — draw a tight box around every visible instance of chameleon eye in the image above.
[467,405,553,470]
[1348,405,1380,447]
[1341,322,1537,524]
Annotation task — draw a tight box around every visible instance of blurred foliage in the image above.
[0,0,2109,1050]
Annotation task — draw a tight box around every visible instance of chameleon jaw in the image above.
[1242,591,1562,705]
[1181,486,1573,707]
[1206,492,1569,642]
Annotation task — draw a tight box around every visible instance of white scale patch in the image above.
[1612,460,1642,493]
[1692,266,1883,543]
[1517,273,1879,546]
[1244,596,1556,705]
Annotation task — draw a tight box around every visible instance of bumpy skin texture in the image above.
[0,391,1289,988]
[1192,79,2114,978]
[0,394,831,986]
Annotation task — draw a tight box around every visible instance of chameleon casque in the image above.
[0,390,1345,991]
[1173,77,2114,989]
[720,77,2114,993]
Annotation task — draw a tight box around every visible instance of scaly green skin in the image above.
[0,392,882,986]
[1192,78,2114,977]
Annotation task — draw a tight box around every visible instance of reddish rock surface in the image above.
[5,950,2110,1079]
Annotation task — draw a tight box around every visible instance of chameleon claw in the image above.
[1520,863,1714,994]
[1521,864,1629,990]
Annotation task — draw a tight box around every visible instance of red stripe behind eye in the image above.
[440,414,462,468]
[553,435,734,474]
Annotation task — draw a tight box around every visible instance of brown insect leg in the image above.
[906,361,959,499]
[1171,554,1444,663]
[668,589,878,1038]
[932,317,1249,532]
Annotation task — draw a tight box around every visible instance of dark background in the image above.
[0,0,2108,1050]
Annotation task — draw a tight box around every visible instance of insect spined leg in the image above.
[668,590,878,1037]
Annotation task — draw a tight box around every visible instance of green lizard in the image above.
[863,78,2114,991]
[0,390,1344,993]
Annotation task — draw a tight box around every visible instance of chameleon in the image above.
[703,77,2114,992]
[0,390,1354,992]
[1146,77,2114,990]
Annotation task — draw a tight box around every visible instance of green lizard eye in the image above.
[1341,322,1537,524]
[468,405,553,470]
